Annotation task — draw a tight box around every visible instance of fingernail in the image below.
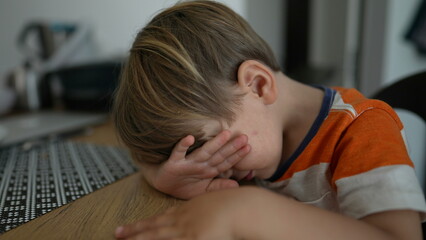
[115,226,124,236]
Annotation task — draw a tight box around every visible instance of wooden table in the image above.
[1,120,182,240]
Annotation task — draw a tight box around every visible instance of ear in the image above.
[237,60,277,104]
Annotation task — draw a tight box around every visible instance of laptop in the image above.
[0,111,107,147]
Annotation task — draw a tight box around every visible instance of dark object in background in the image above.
[405,0,426,55]
[40,61,122,112]
[371,71,426,122]
[283,0,334,85]
[371,70,426,239]
[7,21,96,111]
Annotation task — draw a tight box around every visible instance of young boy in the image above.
[113,1,426,239]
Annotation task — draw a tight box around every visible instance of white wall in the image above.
[306,0,426,92]
[309,0,347,70]
[309,0,358,87]
[0,0,163,77]
[246,0,285,67]
[383,0,426,86]
[0,0,284,84]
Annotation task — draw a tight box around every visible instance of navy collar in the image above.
[266,86,336,182]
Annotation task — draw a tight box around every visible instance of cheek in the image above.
[248,131,269,150]
[233,153,257,170]
[245,137,266,163]
[250,131,282,162]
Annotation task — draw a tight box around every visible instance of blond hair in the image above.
[113,0,280,164]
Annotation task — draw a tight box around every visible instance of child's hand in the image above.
[115,187,254,240]
[141,130,251,199]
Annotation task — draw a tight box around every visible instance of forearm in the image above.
[232,187,422,240]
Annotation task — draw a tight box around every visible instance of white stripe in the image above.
[106,147,135,174]
[336,165,426,219]
[86,144,114,183]
[67,142,92,193]
[331,92,357,118]
[257,163,339,211]
[0,147,18,209]
[30,150,37,219]
[49,142,66,206]
[25,149,37,221]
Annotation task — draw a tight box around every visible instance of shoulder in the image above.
[329,87,403,130]
[325,87,414,185]
[328,89,426,219]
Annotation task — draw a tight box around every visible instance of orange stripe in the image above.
[331,109,412,183]
[275,88,411,184]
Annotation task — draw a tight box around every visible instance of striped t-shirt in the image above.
[258,86,426,219]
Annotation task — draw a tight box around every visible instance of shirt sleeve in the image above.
[331,107,426,219]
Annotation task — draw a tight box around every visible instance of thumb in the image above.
[206,178,239,193]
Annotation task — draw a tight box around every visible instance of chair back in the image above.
[372,71,426,122]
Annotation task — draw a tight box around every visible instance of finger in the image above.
[208,134,248,166]
[126,226,182,240]
[169,135,195,162]
[206,178,239,192]
[190,130,232,162]
[188,142,250,179]
[215,144,251,173]
[115,214,175,238]
[218,169,233,179]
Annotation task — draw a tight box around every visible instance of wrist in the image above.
[139,163,161,190]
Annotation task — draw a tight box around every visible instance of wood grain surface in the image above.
[1,119,182,240]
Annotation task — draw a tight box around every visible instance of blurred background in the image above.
[0,0,425,150]
[0,1,425,235]
[0,0,425,115]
